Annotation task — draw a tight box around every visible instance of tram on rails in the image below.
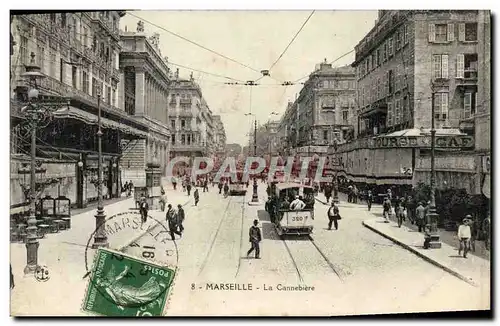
[228,170,247,196]
[268,183,315,237]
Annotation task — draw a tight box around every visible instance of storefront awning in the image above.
[53,106,149,138]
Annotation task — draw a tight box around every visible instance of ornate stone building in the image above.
[10,12,148,210]
[277,60,356,156]
[167,71,215,172]
[119,23,171,182]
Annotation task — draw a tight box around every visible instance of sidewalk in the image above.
[10,187,191,316]
[362,218,490,288]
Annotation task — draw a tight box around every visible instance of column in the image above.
[135,69,145,115]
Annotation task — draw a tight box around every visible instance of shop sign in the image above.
[374,135,474,149]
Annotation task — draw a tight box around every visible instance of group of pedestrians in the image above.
[122,180,134,197]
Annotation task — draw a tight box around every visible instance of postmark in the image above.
[82,248,175,316]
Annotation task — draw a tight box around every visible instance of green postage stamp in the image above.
[82,248,175,316]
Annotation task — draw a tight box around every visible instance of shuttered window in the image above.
[447,23,454,42]
[458,23,466,41]
[428,23,436,42]
[432,54,449,79]
[456,54,465,78]
[464,92,472,119]
[387,102,393,126]
[434,93,449,120]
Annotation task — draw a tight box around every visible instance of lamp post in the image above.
[91,91,109,249]
[19,53,67,274]
[426,88,442,248]
[332,139,340,204]
[245,113,260,205]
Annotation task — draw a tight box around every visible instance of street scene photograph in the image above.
[8,9,491,317]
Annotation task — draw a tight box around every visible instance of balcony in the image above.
[171,143,205,152]
[91,13,120,40]
[38,75,123,115]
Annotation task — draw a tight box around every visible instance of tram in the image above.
[229,170,247,196]
[271,183,315,237]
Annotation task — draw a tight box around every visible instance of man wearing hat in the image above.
[290,194,306,210]
[139,196,149,225]
[247,219,262,259]
[457,216,472,258]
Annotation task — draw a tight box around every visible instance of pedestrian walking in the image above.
[203,179,209,193]
[194,188,200,206]
[218,182,223,194]
[139,196,149,225]
[458,217,472,258]
[166,204,182,240]
[347,184,353,202]
[366,190,373,211]
[177,204,185,233]
[324,183,332,204]
[159,187,167,212]
[223,182,229,198]
[246,219,262,259]
[352,185,359,204]
[382,197,392,223]
[172,176,177,191]
[186,182,192,196]
[407,195,416,224]
[10,264,14,290]
[327,201,341,230]
[415,202,426,232]
[123,181,129,195]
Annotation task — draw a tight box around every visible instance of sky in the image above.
[119,10,379,146]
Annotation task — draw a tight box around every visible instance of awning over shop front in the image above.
[53,106,149,138]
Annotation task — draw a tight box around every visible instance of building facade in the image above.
[167,71,215,173]
[278,61,356,157]
[338,10,490,198]
[10,12,149,210]
[119,24,171,182]
[213,115,227,155]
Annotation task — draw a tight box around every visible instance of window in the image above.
[60,58,64,82]
[92,77,97,96]
[456,53,478,79]
[402,95,409,122]
[396,30,402,50]
[463,92,476,119]
[171,135,176,144]
[20,36,28,65]
[432,54,449,79]
[388,70,394,94]
[434,92,449,120]
[181,135,186,145]
[171,120,176,129]
[82,27,88,47]
[82,71,89,94]
[181,119,186,128]
[387,101,393,127]
[404,24,409,44]
[459,23,478,42]
[342,110,348,123]
[37,45,45,73]
[323,130,328,141]
[376,49,381,66]
[106,87,111,105]
[429,23,454,43]
[388,37,394,57]
[112,89,116,106]
[382,42,387,61]
[394,98,401,125]
[72,66,77,88]
[61,13,67,27]
[72,18,77,40]
[367,56,371,72]
[323,80,329,88]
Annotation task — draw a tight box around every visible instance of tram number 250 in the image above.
[291,216,306,222]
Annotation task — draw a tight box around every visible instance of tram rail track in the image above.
[280,234,344,283]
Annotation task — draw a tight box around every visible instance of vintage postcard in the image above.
[9,9,491,317]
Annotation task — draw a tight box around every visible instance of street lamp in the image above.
[19,53,67,274]
[426,85,442,249]
[245,113,260,205]
[91,90,109,249]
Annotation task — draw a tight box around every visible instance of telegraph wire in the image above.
[127,12,263,76]
[268,10,315,73]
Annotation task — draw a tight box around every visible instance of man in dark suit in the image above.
[139,197,149,225]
